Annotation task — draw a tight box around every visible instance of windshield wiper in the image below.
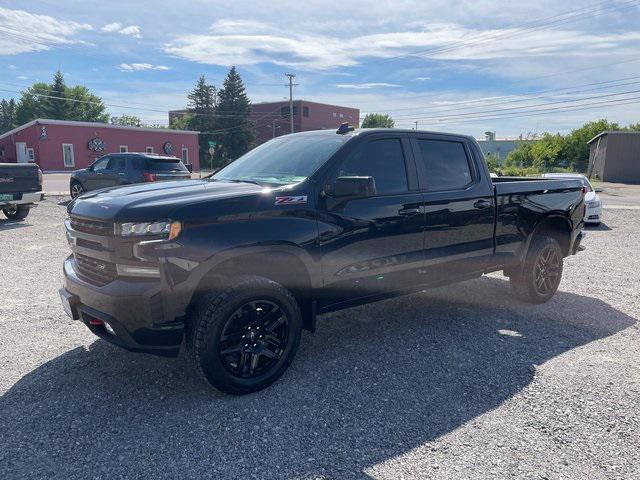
[224,179,263,186]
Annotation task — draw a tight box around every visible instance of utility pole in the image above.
[414,121,418,131]
[285,73,296,134]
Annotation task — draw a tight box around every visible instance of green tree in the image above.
[0,99,17,134]
[361,113,394,128]
[214,66,253,166]
[485,153,500,173]
[530,133,565,171]
[14,72,108,124]
[110,114,142,127]
[505,141,535,168]
[563,119,621,172]
[45,70,67,119]
[186,75,217,169]
[170,113,192,130]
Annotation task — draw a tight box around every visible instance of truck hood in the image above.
[68,179,267,221]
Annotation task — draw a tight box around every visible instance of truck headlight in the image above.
[116,220,182,240]
[587,201,601,208]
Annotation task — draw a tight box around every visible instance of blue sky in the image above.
[1,1,639,138]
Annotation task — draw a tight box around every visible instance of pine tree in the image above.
[0,99,17,134]
[214,66,253,166]
[45,70,68,119]
[186,75,217,169]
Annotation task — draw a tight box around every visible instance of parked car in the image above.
[59,126,585,395]
[543,173,602,225]
[0,163,43,221]
[69,152,191,198]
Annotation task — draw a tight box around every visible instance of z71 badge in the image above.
[275,195,307,206]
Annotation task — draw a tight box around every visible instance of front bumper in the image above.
[61,256,184,357]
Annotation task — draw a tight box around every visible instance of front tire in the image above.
[70,181,85,198]
[188,276,302,395]
[510,235,563,304]
[2,205,30,220]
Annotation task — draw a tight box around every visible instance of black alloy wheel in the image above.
[218,300,289,378]
[189,276,302,395]
[533,244,562,296]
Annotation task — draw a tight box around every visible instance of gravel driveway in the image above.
[1,199,638,479]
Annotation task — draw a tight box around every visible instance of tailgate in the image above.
[0,164,41,195]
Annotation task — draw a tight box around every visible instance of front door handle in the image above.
[398,207,421,216]
[473,199,492,209]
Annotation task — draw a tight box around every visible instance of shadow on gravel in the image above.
[585,222,612,231]
[1,276,636,479]
[0,220,30,231]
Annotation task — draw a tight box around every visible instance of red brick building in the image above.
[249,100,360,145]
[169,100,360,147]
[0,119,199,172]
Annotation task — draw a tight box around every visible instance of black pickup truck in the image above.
[60,126,585,394]
[0,163,43,220]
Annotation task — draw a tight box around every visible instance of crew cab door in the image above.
[317,134,425,307]
[102,155,127,187]
[410,134,494,282]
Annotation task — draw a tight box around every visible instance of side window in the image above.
[335,138,408,195]
[106,156,126,172]
[417,140,473,190]
[91,157,109,172]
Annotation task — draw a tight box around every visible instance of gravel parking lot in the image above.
[1,199,638,479]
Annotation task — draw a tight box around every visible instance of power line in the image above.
[384,87,640,122]
[371,0,640,64]
[394,96,640,127]
[362,76,640,116]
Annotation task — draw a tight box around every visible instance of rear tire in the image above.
[188,276,302,395]
[510,235,563,304]
[2,205,30,220]
[70,181,84,198]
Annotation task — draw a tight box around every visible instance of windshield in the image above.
[213,135,349,185]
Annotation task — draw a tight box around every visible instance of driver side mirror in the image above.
[326,176,376,199]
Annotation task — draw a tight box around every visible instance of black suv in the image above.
[69,153,191,198]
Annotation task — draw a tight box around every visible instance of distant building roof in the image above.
[0,118,198,141]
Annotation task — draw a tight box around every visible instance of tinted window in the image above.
[91,157,109,172]
[336,138,408,194]
[106,156,126,172]
[146,158,188,172]
[417,140,472,190]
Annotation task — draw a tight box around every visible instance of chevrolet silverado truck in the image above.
[0,163,43,220]
[60,126,585,394]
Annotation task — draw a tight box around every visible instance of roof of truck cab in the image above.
[290,128,476,141]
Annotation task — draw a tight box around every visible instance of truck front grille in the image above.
[74,253,117,286]
[70,216,114,236]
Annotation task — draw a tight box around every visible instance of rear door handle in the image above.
[398,207,422,216]
[473,199,492,209]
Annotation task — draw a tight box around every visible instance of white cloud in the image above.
[164,19,640,71]
[8,64,17,69]
[118,63,169,72]
[101,22,122,32]
[16,75,28,80]
[101,22,142,38]
[335,83,401,89]
[0,7,92,55]
[414,77,431,81]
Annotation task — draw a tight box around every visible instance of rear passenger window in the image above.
[106,156,126,172]
[336,138,408,194]
[417,140,473,190]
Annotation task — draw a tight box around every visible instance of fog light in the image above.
[116,264,160,277]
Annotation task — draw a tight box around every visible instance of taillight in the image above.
[142,172,156,182]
